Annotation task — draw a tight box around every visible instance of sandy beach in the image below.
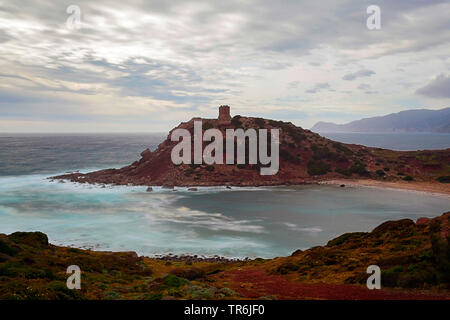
[320,179,450,196]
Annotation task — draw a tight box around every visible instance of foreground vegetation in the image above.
[0,212,449,300]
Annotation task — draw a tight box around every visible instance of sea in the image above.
[0,132,449,259]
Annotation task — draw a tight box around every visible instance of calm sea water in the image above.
[0,133,449,258]
[321,132,450,151]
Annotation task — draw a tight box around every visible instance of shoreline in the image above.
[49,172,450,196]
[319,179,450,196]
[50,171,450,196]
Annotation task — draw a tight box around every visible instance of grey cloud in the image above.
[358,83,371,90]
[343,70,375,81]
[306,83,331,94]
[0,0,449,131]
[416,74,450,98]
[287,81,300,89]
[2,1,449,64]
[3,0,448,61]
[0,29,14,43]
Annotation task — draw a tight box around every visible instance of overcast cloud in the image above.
[416,74,450,99]
[342,69,375,81]
[0,0,449,132]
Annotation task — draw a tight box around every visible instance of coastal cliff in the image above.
[52,106,450,189]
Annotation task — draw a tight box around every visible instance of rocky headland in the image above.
[51,106,450,194]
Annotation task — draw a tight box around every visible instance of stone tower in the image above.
[218,105,231,123]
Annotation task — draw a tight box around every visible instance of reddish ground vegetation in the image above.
[218,268,447,300]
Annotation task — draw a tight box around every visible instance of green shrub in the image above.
[335,162,369,177]
[254,118,265,128]
[332,142,353,155]
[203,122,214,130]
[146,293,162,300]
[403,175,414,181]
[184,167,194,176]
[164,274,183,288]
[283,125,306,143]
[307,160,331,175]
[382,265,403,287]
[104,290,121,300]
[0,239,19,256]
[48,281,84,300]
[274,262,299,274]
[280,148,300,164]
[376,169,386,177]
[231,117,242,128]
[170,267,205,280]
[67,247,85,254]
[350,162,369,176]
[9,232,48,248]
[188,285,216,299]
[218,287,236,297]
[0,262,54,279]
[437,176,450,183]
[335,167,351,177]
[268,120,284,127]
[311,145,343,161]
[327,232,367,247]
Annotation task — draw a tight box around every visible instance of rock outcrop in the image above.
[52,106,450,187]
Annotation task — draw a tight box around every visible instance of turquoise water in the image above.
[0,133,449,258]
[0,174,448,258]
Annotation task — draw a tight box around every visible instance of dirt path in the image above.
[216,268,449,300]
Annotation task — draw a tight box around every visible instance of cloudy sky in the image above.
[0,0,449,132]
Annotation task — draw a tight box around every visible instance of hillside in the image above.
[53,106,450,188]
[311,108,450,133]
[1,212,448,299]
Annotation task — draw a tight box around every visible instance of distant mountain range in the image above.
[311,108,450,133]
